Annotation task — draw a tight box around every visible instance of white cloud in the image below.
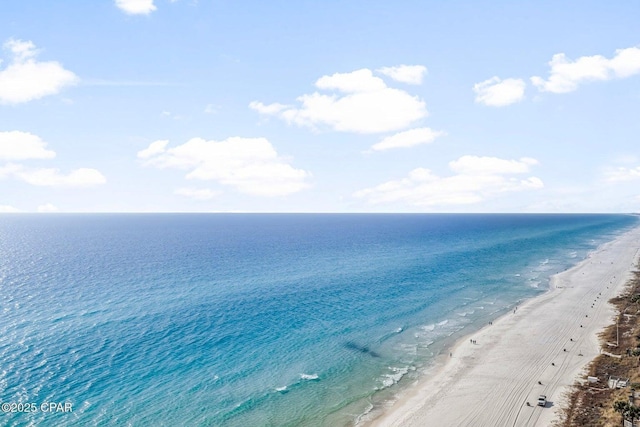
[0,163,106,187]
[473,77,526,107]
[316,69,387,93]
[249,101,289,115]
[0,39,78,104]
[449,156,538,175]
[250,67,428,134]
[139,136,311,196]
[160,111,184,120]
[0,163,23,178]
[174,187,221,200]
[204,104,220,114]
[137,140,169,159]
[0,205,20,213]
[5,39,36,61]
[609,47,640,78]
[0,131,56,160]
[604,165,640,182]
[371,127,445,151]
[531,46,640,93]
[115,0,157,15]
[354,155,543,207]
[15,167,106,188]
[377,65,428,85]
[37,203,59,212]
[0,130,105,188]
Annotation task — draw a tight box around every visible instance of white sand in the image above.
[369,225,640,427]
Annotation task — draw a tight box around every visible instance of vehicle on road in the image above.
[538,395,547,407]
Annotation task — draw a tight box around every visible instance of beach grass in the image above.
[560,268,640,427]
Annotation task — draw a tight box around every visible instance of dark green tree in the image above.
[614,400,631,426]
[631,405,640,425]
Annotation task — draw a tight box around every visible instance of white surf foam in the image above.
[300,373,319,381]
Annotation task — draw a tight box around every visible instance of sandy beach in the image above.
[370,225,640,427]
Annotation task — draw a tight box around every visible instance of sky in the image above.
[1,0,640,213]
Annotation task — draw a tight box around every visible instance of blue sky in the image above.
[1,0,639,213]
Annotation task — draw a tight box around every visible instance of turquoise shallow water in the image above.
[0,214,637,426]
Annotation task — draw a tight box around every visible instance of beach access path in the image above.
[370,225,640,427]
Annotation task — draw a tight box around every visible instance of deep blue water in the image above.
[0,214,637,426]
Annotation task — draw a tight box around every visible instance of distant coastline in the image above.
[367,224,640,426]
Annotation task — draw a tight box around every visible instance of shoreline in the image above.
[366,224,640,427]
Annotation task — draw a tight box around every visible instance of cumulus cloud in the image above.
[174,187,221,200]
[604,165,640,182]
[0,163,105,187]
[0,131,56,160]
[14,167,106,187]
[249,101,289,115]
[354,155,543,207]
[449,156,538,175]
[316,69,387,93]
[115,0,157,14]
[37,203,59,213]
[0,39,78,104]
[0,205,20,213]
[0,130,105,188]
[377,65,428,85]
[473,77,526,107]
[137,140,169,159]
[531,46,640,93]
[371,127,445,151]
[0,163,22,179]
[138,137,311,196]
[250,67,428,134]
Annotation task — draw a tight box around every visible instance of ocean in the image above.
[0,214,637,426]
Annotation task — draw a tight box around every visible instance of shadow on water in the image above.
[344,341,381,358]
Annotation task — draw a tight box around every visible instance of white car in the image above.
[537,395,547,407]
